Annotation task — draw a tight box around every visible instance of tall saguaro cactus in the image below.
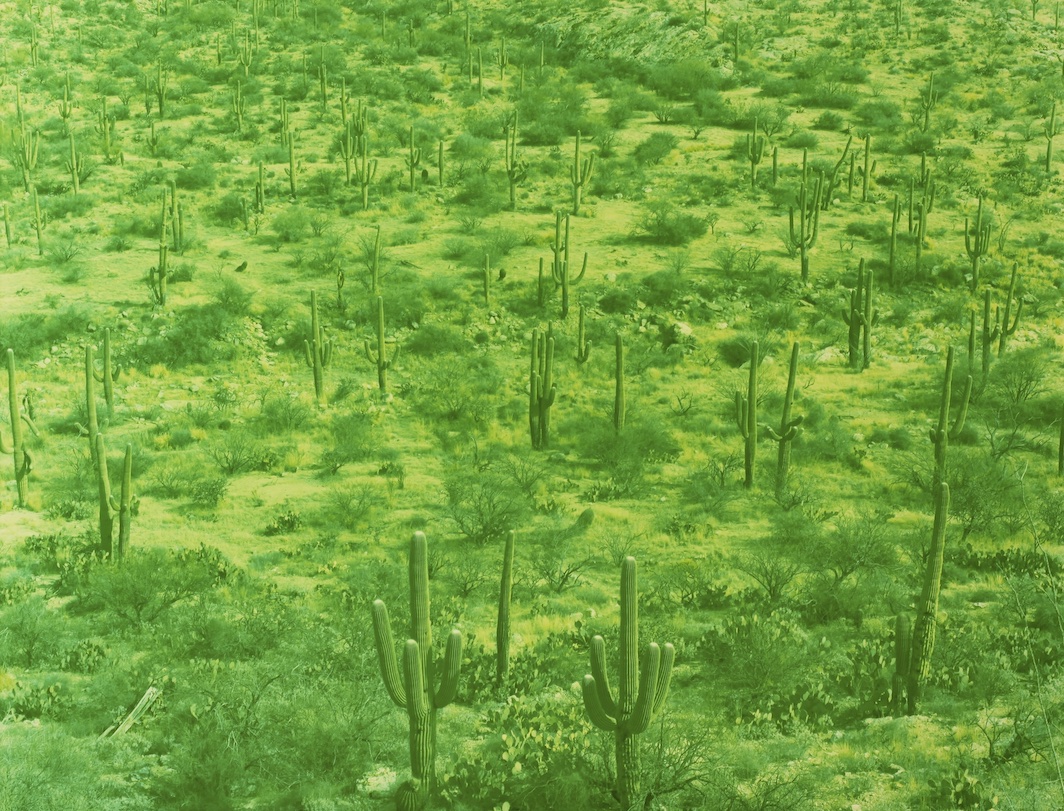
[746,118,765,190]
[964,193,992,292]
[614,333,626,434]
[95,435,134,559]
[570,130,595,215]
[496,530,515,687]
[372,532,463,810]
[763,341,803,498]
[788,174,821,281]
[303,291,333,407]
[550,212,587,319]
[907,481,950,714]
[92,328,121,419]
[529,325,556,450]
[1,350,36,508]
[1046,101,1058,174]
[735,341,759,489]
[365,295,400,394]
[930,347,971,488]
[581,557,675,811]
[842,261,877,371]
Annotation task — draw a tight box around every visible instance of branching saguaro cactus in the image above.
[570,130,595,215]
[304,291,333,407]
[964,193,992,292]
[841,261,877,371]
[788,174,821,282]
[1045,101,1058,174]
[496,530,515,687]
[372,532,463,811]
[995,263,1022,357]
[762,341,803,498]
[1,350,37,508]
[735,341,759,489]
[67,132,85,194]
[529,325,556,450]
[907,481,950,714]
[581,557,675,811]
[406,125,422,193]
[92,328,121,419]
[95,435,134,559]
[746,118,766,190]
[550,212,587,319]
[861,133,874,202]
[888,194,901,287]
[84,345,102,470]
[504,112,527,211]
[930,347,971,488]
[365,295,399,394]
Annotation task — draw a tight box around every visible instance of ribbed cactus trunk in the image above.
[5,350,29,508]
[908,481,949,714]
[582,557,675,811]
[372,532,462,810]
[496,530,515,686]
[735,341,759,489]
[892,614,910,716]
[615,559,641,810]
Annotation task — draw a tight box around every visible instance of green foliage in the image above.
[632,131,678,165]
[636,199,708,245]
[80,545,231,625]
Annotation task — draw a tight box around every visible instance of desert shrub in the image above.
[405,322,470,357]
[583,417,681,498]
[632,131,678,165]
[0,597,65,668]
[318,409,376,474]
[23,528,101,595]
[80,545,231,625]
[264,510,302,536]
[445,467,528,546]
[174,161,217,190]
[785,130,818,150]
[813,110,844,130]
[270,206,311,242]
[645,59,726,100]
[133,304,240,368]
[636,200,707,245]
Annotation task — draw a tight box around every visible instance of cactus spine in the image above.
[907,481,950,714]
[930,347,971,488]
[581,557,675,811]
[763,341,803,498]
[1,350,35,508]
[365,295,399,394]
[372,532,463,810]
[496,530,515,687]
[303,291,333,407]
[614,332,625,434]
[964,193,991,292]
[734,341,759,489]
[570,130,595,216]
[96,435,133,559]
[529,325,555,450]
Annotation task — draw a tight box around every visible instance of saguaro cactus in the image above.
[96,435,134,559]
[930,347,971,488]
[372,532,463,810]
[575,304,591,364]
[735,341,759,489]
[365,295,399,394]
[570,130,595,215]
[995,263,1022,357]
[496,530,515,687]
[1045,101,1058,174]
[907,481,949,714]
[1,350,36,508]
[84,345,102,470]
[964,193,992,292]
[504,113,527,211]
[614,333,626,434]
[529,325,556,450]
[746,118,765,190]
[303,291,333,407]
[841,261,877,370]
[550,212,587,319]
[581,557,675,811]
[763,341,803,498]
[92,328,121,419]
[788,174,821,282]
